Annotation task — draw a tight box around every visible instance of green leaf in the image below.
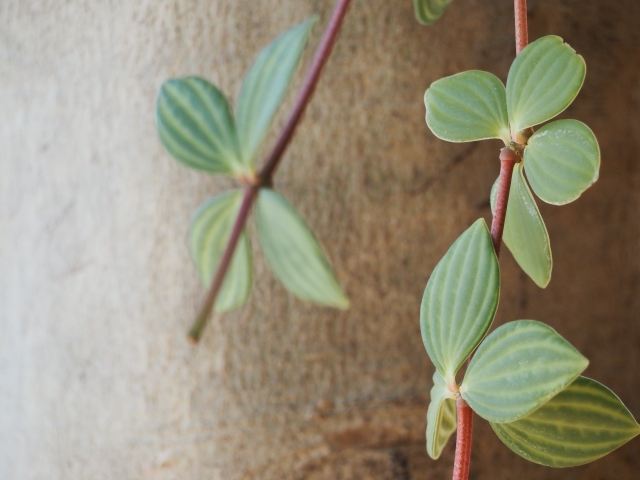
[492,376,640,467]
[524,119,600,205]
[426,371,457,459]
[413,0,454,25]
[461,320,588,423]
[236,17,316,166]
[425,71,510,144]
[506,35,586,134]
[157,77,245,175]
[490,163,552,288]
[255,189,349,309]
[189,191,253,312]
[420,219,500,384]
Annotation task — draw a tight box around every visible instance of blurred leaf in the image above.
[462,320,588,423]
[189,191,252,312]
[157,77,245,175]
[491,163,552,288]
[426,371,457,459]
[255,189,349,308]
[236,17,316,166]
[420,219,500,384]
[524,119,600,205]
[425,71,510,143]
[492,376,640,467]
[413,0,454,25]
[506,36,586,134]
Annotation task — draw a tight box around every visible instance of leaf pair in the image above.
[157,18,348,312]
[421,221,639,464]
[190,189,349,313]
[158,18,316,176]
[425,36,600,287]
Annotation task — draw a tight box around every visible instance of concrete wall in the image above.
[2,0,640,478]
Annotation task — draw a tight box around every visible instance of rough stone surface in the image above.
[1,0,640,478]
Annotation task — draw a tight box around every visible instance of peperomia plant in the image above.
[157,0,353,342]
[155,0,638,476]
[419,1,639,478]
[426,35,599,287]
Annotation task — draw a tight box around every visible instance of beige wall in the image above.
[2,0,640,478]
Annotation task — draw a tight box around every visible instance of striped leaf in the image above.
[506,36,586,135]
[524,119,600,205]
[157,77,245,175]
[425,71,510,144]
[490,163,552,288]
[492,376,640,467]
[461,320,588,423]
[426,371,457,459]
[255,189,349,308]
[189,191,252,312]
[420,219,500,384]
[236,17,316,166]
[413,0,454,25]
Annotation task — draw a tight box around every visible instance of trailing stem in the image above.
[514,0,529,55]
[490,148,519,256]
[453,396,474,480]
[188,0,353,343]
[452,1,528,477]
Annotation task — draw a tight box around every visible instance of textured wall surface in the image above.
[2,0,640,478]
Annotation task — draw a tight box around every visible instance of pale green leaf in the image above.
[492,376,640,467]
[507,36,586,134]
[189,191,253,312]
[413,0,454,25]
[461,320,588,423]
[420,219,500,384]
[255,189,349,308]
[157,77,245,175]
[236,17,316,166]
[524,119,600,205]
[426,371,457,459]
[490,163,552,288]
[425,71,510,143]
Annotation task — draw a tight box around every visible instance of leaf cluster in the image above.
[425,36,600,288]
[156,18,349,313]
[421,38,638,466]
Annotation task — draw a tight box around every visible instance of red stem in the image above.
[452,397,474,480]
[514,0,528,54]
[188,0,353,343]
[452,154,517,475]
[259,0,351,181]
[452,1,528,476]
[188,186,258,343]
[490,149,518,256]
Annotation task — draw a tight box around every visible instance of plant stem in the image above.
[452,396,474,480]
[259,0,352,181]
[452,1,528,476]
[514,0,528,54]
[490,148,518,256]
[188,0,353,343]
[188,186,258,343]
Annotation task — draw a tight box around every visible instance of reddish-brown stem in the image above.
[452,397,474,480]
[188,186,258,343]
[188,0,353,343]
[514,0,528,54]
[452,1,527,476]
[490,148,518,255]
[259,0,351,181]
